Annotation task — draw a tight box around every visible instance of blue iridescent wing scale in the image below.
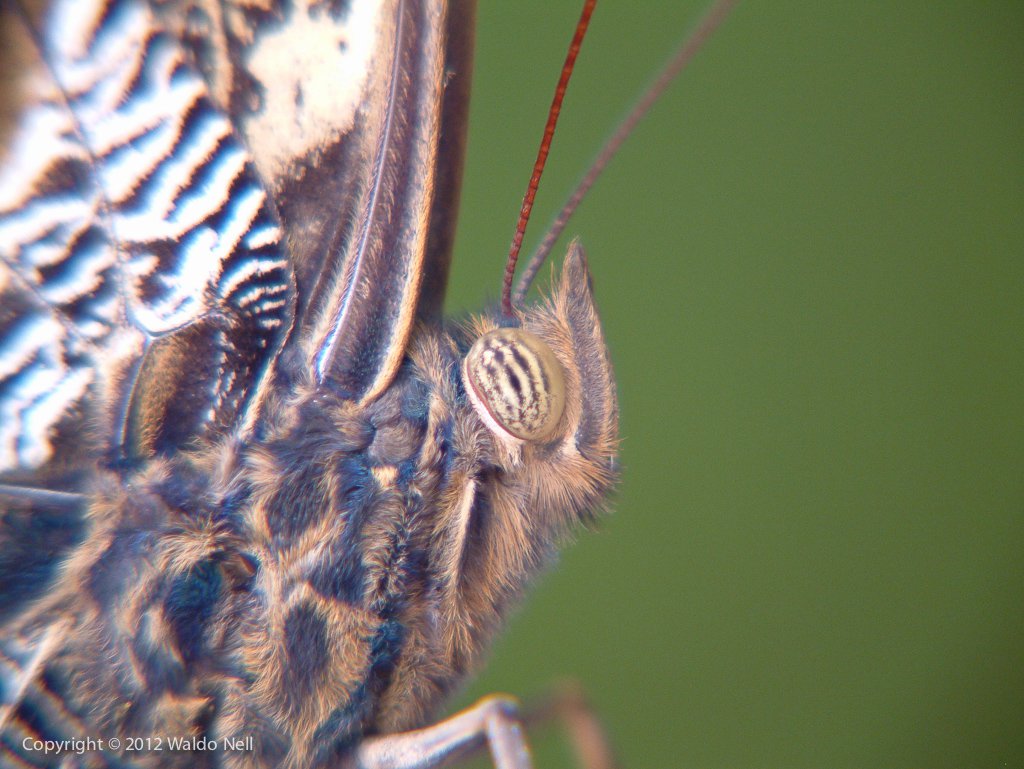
[0,0,296,475]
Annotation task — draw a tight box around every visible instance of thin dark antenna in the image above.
[502,0,597,318]
[512,0,741,306]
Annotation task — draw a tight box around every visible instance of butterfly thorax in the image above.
[3,334,457,767]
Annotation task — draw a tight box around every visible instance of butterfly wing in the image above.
[0,0,296,478]
[154,0,474,401]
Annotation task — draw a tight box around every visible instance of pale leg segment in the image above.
[353,695,532,769]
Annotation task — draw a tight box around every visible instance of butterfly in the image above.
[0,0,621,767]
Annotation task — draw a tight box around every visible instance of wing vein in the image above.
[314,0,407,385]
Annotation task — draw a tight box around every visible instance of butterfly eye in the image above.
[463,328,566,442]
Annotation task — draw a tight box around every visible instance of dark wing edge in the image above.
[420,0,476,327]
[304,0,476,404]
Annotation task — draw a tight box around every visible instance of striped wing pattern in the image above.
[0,0,294,474]
[155,0,465,403]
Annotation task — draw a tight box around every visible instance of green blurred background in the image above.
[444,2,1023,768]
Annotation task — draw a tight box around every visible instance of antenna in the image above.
[509,0,741,307]
[502,0,597,318]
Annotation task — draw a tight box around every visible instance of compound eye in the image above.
[463,328,566,442]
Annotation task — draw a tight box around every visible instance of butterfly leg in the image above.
[353,694,532,769]
[0,483,86,507]
[520,682,619,769]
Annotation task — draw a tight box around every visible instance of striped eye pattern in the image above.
[463,328,566,442]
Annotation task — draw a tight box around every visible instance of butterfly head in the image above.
[460,240,618,523]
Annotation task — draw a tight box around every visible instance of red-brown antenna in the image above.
[511,0,741,306]
[502,0,597,318]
